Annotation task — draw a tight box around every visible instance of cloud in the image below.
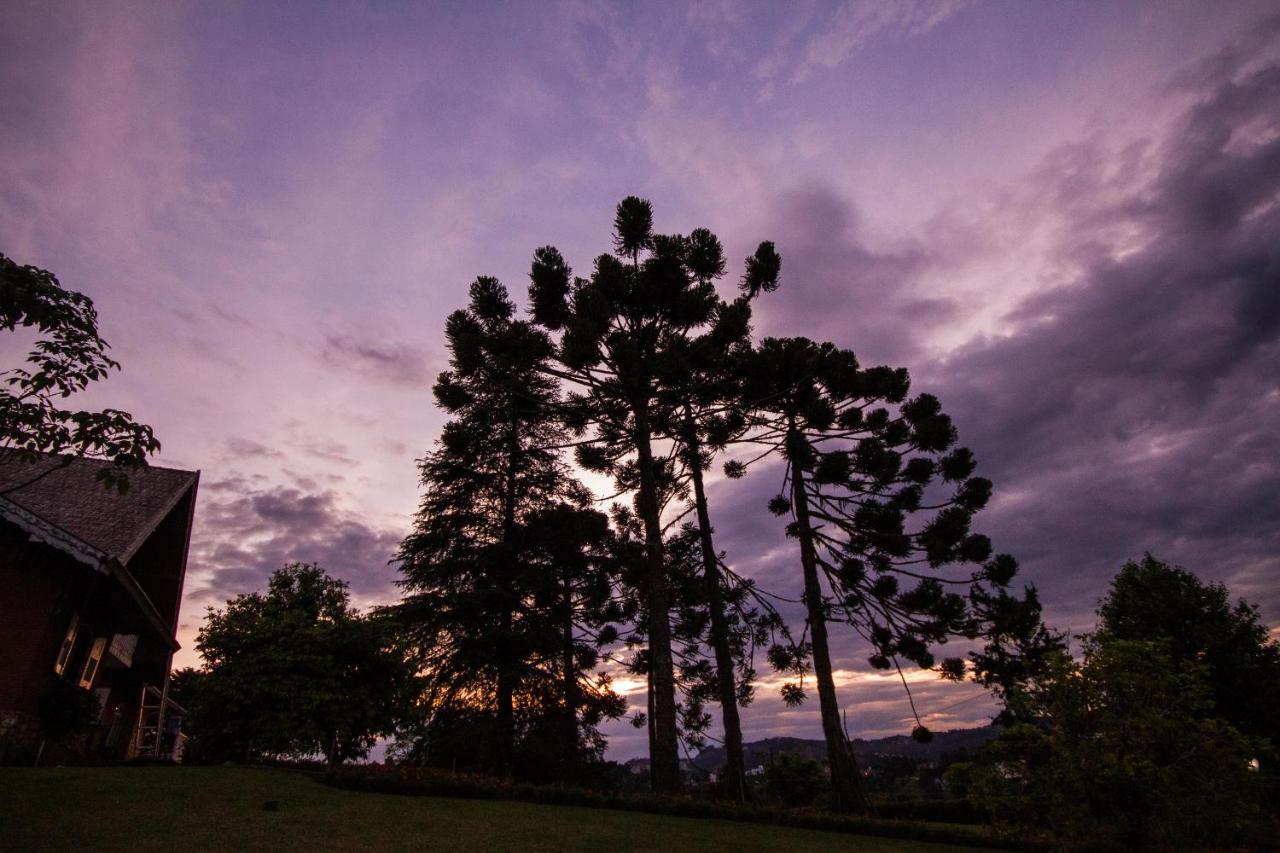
[693,24,1280,739]
[224,437,283,460]
[921,38,1280,628]
[747,0,972,96]
[299,441,357,467]
[797,0,970,80]
[7,0,1277,755]
[750,187,942,364]
[187,480,404,610]
[321,335,434,387]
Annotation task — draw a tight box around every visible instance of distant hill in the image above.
[691,726,1000,772]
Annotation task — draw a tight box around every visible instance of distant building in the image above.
[0,452,198,763]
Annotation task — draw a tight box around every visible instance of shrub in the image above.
[763,753,824,807]
[968,641,1272,848]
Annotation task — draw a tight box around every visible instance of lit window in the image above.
[79,637,107,689]
[54,613,80,676]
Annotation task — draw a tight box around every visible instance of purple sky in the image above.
[3,1,1278,759]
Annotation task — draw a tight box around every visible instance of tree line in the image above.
[378,197,1053,809]
[168,198,1050,809]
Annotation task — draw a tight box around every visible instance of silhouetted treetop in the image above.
[613,195,654,258]
[740,241,781,299]
[525,196,789,794]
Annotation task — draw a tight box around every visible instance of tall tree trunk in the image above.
[634,405,681,793]
[646,675,656,766]
[495,414,520,779]
[561,567,580,782]
[684,418,749,802]
[789,428,868,814]
[495,662,515,779]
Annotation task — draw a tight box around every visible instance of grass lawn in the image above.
[0,767,1000,852]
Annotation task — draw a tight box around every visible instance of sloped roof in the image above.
[0,450,198,568]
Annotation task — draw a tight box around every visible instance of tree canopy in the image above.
[952,556,1278,847]
[170,197,1061,816]
[1096,554,1280,759]
[1,252,158,491]
[182,563,414,765]
[969,638,1268,848]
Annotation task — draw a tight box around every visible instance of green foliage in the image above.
[0,253,158,491]
[618,524,781,758]
[741,336,1027,676]
[965,584,1067,723]
[969,639,1270,849]
[1095,554,1280,758]
[184,563,414,765]
[738,333,1044,813]
[941,762,977,801]
[391,699,626,786]
[740,241,781,299]
[613,196,654,258]
[764,753,825,807]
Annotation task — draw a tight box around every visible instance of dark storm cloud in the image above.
[188,480,404,606]
[706,33,1280,698]
[927,51,1280,629]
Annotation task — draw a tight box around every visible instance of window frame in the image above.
[54,612,81,676]
[78,636,107,689]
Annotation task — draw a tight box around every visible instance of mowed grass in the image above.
[0,767,998,852]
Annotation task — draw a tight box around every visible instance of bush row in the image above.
[319,765,1039,851]
[873,797,988,825]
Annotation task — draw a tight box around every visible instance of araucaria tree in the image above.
[652,235,782,801]
[394,277,621,778]
[1,253,158,490]
[526,199,780,793]
[737,337,1025,813]
[647,522,782,785]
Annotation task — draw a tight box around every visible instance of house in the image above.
[0,451,198,763]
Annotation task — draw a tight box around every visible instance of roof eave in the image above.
[0,494,110,573]
[116,471,200,567]
[0,494,181,651]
